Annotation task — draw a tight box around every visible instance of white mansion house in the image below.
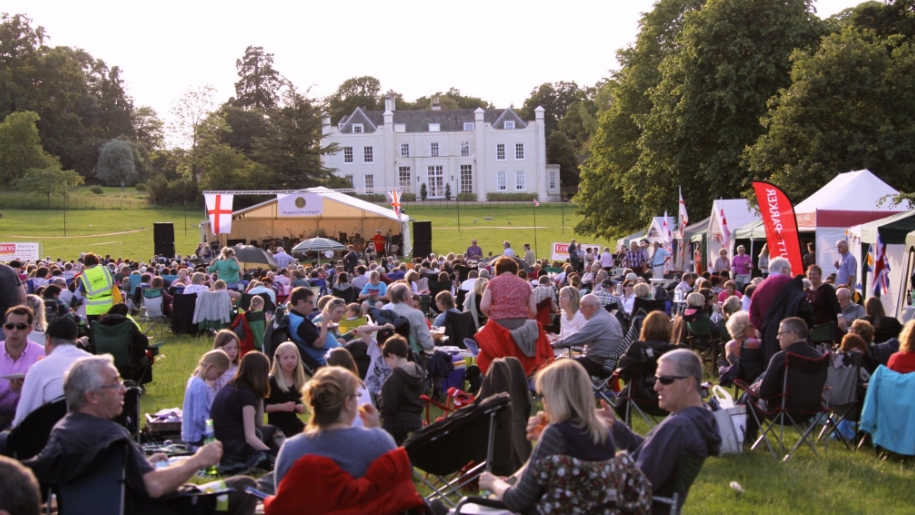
[321,97,560,201]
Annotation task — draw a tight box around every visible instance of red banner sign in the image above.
[752,181,803,275]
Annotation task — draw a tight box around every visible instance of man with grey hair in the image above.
[389,283,434,351]
[749,256,793,331]
[552,294,625,375]
[604,349,721,513]
[834,240,856,289]
[836,287,864,322]
[34,355,257,514]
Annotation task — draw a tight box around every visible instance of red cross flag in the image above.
[205,194,234,234]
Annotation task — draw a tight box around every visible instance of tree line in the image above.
[575,0,915,239]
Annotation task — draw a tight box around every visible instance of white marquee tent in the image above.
[200,187,412,256]
[706,199,758,267]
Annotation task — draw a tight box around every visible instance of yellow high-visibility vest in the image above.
[81,266,114,315]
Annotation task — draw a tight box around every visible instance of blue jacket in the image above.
[860,365,915,456]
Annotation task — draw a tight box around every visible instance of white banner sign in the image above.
[550,242,601,262]
[0,242,41,262]
[277,193,323,217]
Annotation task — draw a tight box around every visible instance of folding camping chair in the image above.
[736,352,829,461]
[818,352,866,450]
[614,373,669,430]
[404,392,511,509]
[686,317,721,378]
[140,292,169,339]
[651,452,707,515]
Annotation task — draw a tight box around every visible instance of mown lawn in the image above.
[142,334,915,515]
[0,202,617,262]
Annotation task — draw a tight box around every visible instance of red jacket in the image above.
[229,313,255,358]
[474,320,554,376]
[264,447,425,515]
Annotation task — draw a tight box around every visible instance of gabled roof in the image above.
[335,108,529,134]
[795,170,906,214]
[231,187,408,223]
[854,209,915,245]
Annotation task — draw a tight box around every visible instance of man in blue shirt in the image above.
[286,287,338,366]
[833,240,856,289]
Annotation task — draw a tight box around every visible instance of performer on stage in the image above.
[372,230,386,255]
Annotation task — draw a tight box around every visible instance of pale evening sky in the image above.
[5,0,865,136]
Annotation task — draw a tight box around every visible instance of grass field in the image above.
[0,200,616,262]
[140,335,915,515]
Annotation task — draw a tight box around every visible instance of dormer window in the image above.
[504,121,515,130]
[394,124,406,133]
[353,123,364,133]
[429,123,441,132]
[464,122,475,131]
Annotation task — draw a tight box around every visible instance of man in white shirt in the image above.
[600,247,615,269]
[502,241,516,257]
[460,270,479,292]
[12,318,90,427]
[273,247,297,268]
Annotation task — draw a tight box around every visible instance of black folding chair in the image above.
[651,452,706,515]
[818,352,865,450]
[6,396,68,460]
[738,352,829,461]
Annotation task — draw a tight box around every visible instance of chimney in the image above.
[431,95,441,111]
[384,91,396,112]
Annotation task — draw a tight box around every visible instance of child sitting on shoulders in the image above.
[182,349,230,446]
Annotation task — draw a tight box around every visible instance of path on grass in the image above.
[6,228,149,239]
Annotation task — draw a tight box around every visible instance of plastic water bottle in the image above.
[203,419,218,476]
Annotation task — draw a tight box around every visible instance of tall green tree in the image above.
[14,166,83,206]
[253,87,337,188]
[96,138,137,190]
[0,110,60,183]
[745,27,915,201]
[634,0,822,222]
[233,45,283,110]
[169,84,219,182]
[547,131,580,188]
[411,88,493,110]
[576,0,705,238]
[219,104,269,157]
[518,81,584,138]
[326,76,382,123]
[132,106,164,149]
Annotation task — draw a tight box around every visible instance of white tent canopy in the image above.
[647,217,675,244]
[200,187,412,256]
[848,210,915,318]
[617,230,645,249]
[706,199,758,266]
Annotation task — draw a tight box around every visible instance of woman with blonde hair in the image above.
[888,320,915,373]
[212,329,241,393]
[553,286,585,341]
[273,366,394,489]
[479,359,615,512]
[25,294,47,345]
[266,342,307,436]
[182,349,230,446]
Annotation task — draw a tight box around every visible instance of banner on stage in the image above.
[277,193,323,217]
[752,181,803,274]
[550,242,600,262]
[0,242,40,262]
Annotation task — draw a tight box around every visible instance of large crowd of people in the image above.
[0,235,912,514]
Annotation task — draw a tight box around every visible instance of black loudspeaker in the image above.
[153,222,175,257]
[153,223,175,244]
[413,221,432,242]
[412,221,432,258]
[154,243,175,258]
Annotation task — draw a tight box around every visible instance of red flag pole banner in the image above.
[752,181,803,274]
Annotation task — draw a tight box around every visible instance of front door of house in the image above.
[428,166,444,198]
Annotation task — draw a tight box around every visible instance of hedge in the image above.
[485,192,538,201]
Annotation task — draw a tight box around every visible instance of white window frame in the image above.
[429,123,441,132]
[515,143,525,160]
[343,147,353,163]
[394,124,406,133]
[497,171,506,191]
[363,146,373,163]
[365,174,374,194]
[398,167,411,190]
[344,175,354,186]
[515,170,525,191]
[352,123,364,133]
[549,171,557,191]
[430,142,440,157]
[496,143,505,161]
[427,166,444,198]
[400,143,410,158]
[463,122,475,131]
[461,141,470,157]
[460,164,473,193]
[504,121,515,129]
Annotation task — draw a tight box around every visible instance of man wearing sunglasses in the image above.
[604,349,721,514]
[0,306,44,429]
[33,355,257,514]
